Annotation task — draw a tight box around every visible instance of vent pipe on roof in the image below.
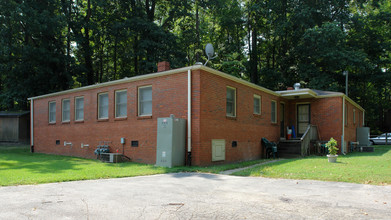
[294,83,301,90]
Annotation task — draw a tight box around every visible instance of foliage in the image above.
[234,145,391,185]
[0,0,390,132]
[326,137,339,155]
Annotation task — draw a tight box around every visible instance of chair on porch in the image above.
[261,138,278,159]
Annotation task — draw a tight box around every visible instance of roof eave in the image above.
[28,65,280,101]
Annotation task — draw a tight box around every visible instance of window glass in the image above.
[49,102,56,123]
[115,90,127,117]
[98,93,109,119]
[253,95,261,114]
[271,101,277,123]
[139,86,152,116]
[62,99,70,122]
[75,97,84,121]
[226,87,236,117]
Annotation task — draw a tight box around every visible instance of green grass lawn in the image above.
[0,145,266,186]
[233,145,391,185]
[2,145,390,186]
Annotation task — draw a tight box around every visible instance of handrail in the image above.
[300,125,319,156]
[300,125,312,141]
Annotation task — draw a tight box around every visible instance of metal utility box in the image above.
[156,115,186,168]
[100,153,123,163]
[357,127,370,147]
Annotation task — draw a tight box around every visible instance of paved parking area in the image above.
[1,173,390,219]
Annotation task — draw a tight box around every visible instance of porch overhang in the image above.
[276,89,317,100]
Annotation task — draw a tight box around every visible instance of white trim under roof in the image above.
[27,64,363,112]
[28,65,279,101]
[276,89,317,99]
[198,66,278,96]
[28,66,193,101]
[276,89,364,112]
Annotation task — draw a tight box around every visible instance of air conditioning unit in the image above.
[100,153,123,163]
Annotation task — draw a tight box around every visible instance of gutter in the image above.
[187,69,192,166]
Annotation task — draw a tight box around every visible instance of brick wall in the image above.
[32,66,364,166]
[193,70,281,165]
[286,97,343,150]
[344,99,364,152]
[285,96,363,154]
[33,72,189,164]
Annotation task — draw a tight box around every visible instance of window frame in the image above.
[226,86,237,117]
[253,94,261,115]
[48,101,56,123]
[271,100,277,123]
[138,85,152,116]
[62,99,71,122]
[98,92,109,119]
[75,96,84,121]
[353,109,356,125]
[115,90,127,118]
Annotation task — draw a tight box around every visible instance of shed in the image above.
[0,111,30,143]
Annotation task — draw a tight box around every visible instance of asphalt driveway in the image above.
[1,173,390,219]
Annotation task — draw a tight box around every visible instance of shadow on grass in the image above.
[233,145,391,177]
[0,147,83,174]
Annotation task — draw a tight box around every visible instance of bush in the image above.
[326,137,339,155]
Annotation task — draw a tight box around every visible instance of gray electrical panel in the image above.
[156,115,186,168]
[357,127,370,147]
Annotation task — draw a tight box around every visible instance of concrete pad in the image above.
[0,173,390,219]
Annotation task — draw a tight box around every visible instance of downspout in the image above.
[30,98,34,153]
[363,111,365,126]
[342,96,345,155]
[187,69,192,166]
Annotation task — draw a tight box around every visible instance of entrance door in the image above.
[297,104,310,137]
[280,103,285,138]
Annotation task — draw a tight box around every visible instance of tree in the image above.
[0,0,72,110]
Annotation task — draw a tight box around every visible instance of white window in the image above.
[49,101,56,123]
[98,93,109,119]
[353,109,356,124]
[75,97,84,121]
[253,95,261,115]
[62,99,70,122]
[226,87,236,117]
[138,86,152,116]
[115,90,127,118]
[271,101,277,123]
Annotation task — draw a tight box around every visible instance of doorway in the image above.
[280,103,285,138]
[297,104,310,137]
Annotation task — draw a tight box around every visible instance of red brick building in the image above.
[29,64,364,166]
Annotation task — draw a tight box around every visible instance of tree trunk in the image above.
[84,0,94,85]
[114,35,118,80]
[250,21,259,85]
[133,35,139,75]
[195,0,200,63]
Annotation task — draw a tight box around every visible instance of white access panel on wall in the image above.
[212,139,225,161]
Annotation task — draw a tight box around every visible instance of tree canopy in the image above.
[0,0,390,131]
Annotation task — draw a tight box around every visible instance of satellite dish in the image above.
[205,43,214,59]
[204,43,217,66]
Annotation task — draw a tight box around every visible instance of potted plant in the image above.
[326,137,339,163]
